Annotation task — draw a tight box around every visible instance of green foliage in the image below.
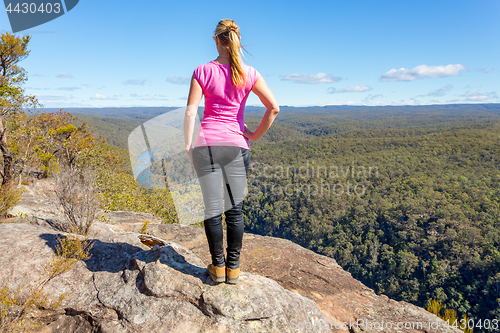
[0,32,31,95]
[5,107,179,221]
[243,108,500,332]
[71,114,147,150]
[0,185,23,218]
[94,147,175,221]
[7,110,91,180]
[48,234,93,276]
[0,32,40,187]
[140,220,150,234]
[73,137,178,222]
[427,298,473,333]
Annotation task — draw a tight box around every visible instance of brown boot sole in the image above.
[226,267,240,285]
[207,264,225,283]
[226,276,239,285]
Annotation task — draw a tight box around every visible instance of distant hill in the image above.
[72,114,146,150]
[45,106,267,119]
[45,107,179,119]
[56,103,500,150]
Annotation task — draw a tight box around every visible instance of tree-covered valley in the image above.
[242,104,500,329]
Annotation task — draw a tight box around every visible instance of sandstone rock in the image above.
[0,223,330,332]
[3,180,462,332]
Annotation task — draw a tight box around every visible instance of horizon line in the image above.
[39,102,500,109]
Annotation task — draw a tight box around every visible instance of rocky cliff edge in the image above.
[2,179,461,333]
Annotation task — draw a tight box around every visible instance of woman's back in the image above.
[194,61,260,149]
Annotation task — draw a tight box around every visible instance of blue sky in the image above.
[1,0,499,108]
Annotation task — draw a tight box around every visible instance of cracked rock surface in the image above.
[3,179,462,333]
[0,222,329,333]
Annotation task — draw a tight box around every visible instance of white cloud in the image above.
[57,72,73,78]
[381,64,466,81]
[33,73,44,77]
[407,99,422,105]
[26,86,50,90]
[369,100,399,106]
[427,84,453,97]
[166,76,190,85]
[36,94,73,100]
[90,94,111,100]
[328,85,372,94]
[56,86,81,91]
[123,79,147,85]
[282,73,341,84]
[461,91,498,101]
[128,93,168,101]
[475,68,493,74]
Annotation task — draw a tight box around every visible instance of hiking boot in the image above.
[226,267,240,285]
[207,264,225,283]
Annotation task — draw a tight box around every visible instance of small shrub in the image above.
[96,213,110,224]
[140,220,150,234]
[0,186,24,218]
[54,167,98,236]
[0,234,93,332]
[0,284,61,333]
[41,235,93,286]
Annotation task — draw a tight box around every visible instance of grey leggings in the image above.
[192,145,250,269]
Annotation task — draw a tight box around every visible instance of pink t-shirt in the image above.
[193,61,260,149]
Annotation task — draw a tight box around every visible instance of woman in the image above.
[184,19,279,284]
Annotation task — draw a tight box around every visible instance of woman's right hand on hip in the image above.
[237,124,256,141]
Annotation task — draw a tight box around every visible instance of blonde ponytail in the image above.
[213,19,247,88]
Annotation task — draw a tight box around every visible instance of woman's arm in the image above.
[238,76,279,141]
[184,75,203,153]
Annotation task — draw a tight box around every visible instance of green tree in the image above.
[0,32,38,188]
